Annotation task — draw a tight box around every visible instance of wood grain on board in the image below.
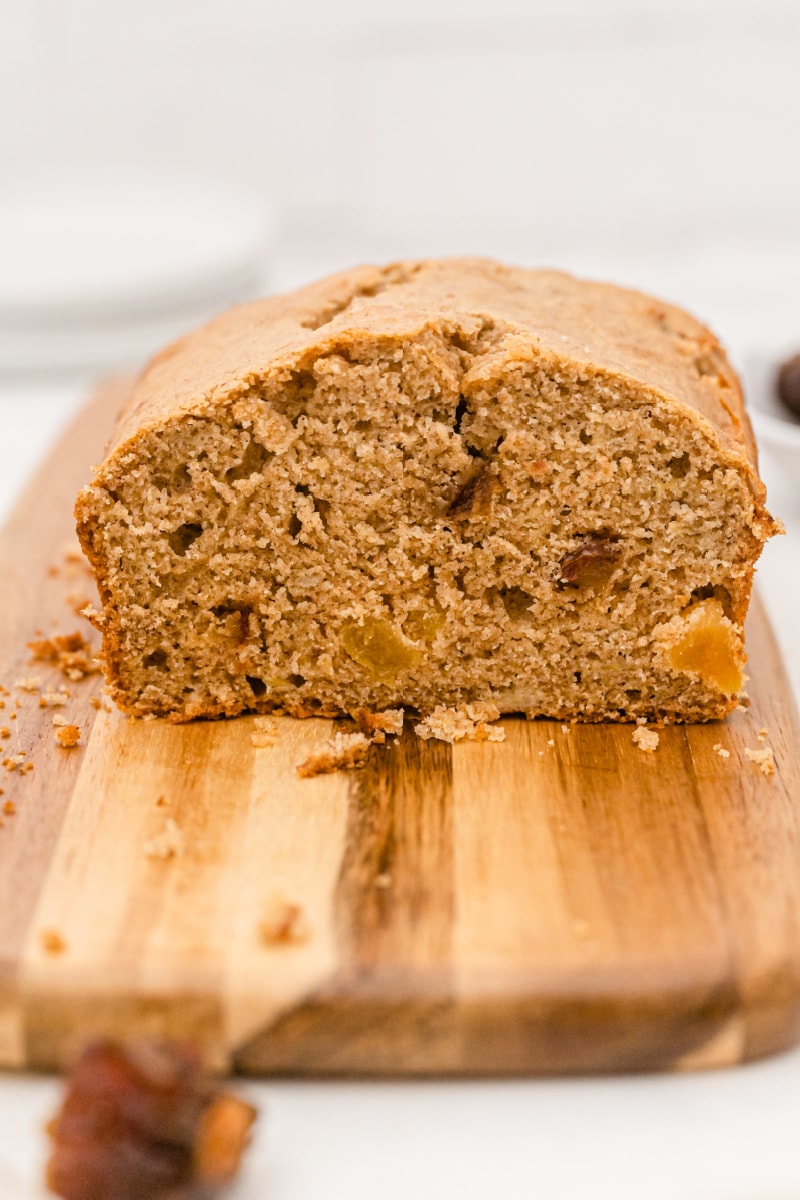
[0,382,799,1076]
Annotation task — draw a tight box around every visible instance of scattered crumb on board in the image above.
[414,702,505,744]
[14,677,42,693]
[259,895,310,945]
[28,631,101,681]
[296,731,372,778]
[632,726,659,753]
[250,717,279,749]
[352,707,404,743]
[143,818,184,859]
[55,724,81,749]
[40,929,67,955]
[744,745,776,778]
[712,742,731,759]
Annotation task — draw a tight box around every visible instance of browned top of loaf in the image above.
[108,257,759,475]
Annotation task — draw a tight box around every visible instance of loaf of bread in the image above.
[75,258,778,724]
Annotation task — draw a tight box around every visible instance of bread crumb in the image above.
[415,702,504,744]
[250,717,279,748]
[561,724,570,734]
[259,895,310,945]
[28,631,101,681]
[69,596,97,619]
[14,676,41,693]
[632,726,659,753]
[90,696,102,710]
[296,731,372,778]
[0,727,9,739]
[143,817,183,859]
[712,742,731,759]
[547,737,555,747]
[55,724,81,749]
[155,795,170,807]
[40,688,69,707]
[52,714,69,727]
[3,799,16,816]
[353,708,405,739]
[744,745,776,778]
[757,727,769,742]
[41,929,67,955]
[4,753,27,772]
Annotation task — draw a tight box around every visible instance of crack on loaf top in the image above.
[300,263,424,332]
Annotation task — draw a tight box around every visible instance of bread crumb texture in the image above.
[744,745,776,777]
[632,726,660,753]
[250,716,279,748]
[415,702,505,743]
[75,258,777,725]
[143,817,184,859]
[54,724,81,749]
[296,731,372,778]
[259,894,310,945]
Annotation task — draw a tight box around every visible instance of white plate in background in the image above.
[0,178,273,373]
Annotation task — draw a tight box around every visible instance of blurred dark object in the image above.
[777,352,800,419]
[46,1040,256,1200]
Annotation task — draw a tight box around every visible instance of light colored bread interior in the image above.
[76,267,776,723]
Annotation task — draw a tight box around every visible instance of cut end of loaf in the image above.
[75,267,776,726]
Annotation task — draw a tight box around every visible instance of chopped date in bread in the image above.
[46,1040,256,1200]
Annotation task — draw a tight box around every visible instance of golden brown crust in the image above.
[98,259,767,510]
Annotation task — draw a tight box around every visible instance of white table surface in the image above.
[1,298,800,1200]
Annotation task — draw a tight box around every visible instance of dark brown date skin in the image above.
[777,353,800,419]
[46,1041,255,1200]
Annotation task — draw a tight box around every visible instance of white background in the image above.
[2,0,800,1196]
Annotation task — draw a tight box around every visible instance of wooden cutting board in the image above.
[1,382,800,1078]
